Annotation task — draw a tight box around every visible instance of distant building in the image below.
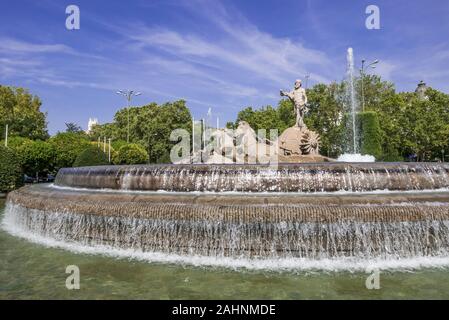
[86,118,99,134]
[415,80,428,100]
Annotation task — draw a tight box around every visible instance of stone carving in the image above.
[179,81,329,164]
[280,79,308,128]
[234,121,277,164]
[301,130,320,154]
[183,121,277,164]
[278,79,324,160]
[278,126,320,156]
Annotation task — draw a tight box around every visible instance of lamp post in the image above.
[304,74,310,90]
[108,138,111,163]
[116,90,141,143]
[360,59,379,112]
[192,117,195,160]
[4,124,8,147]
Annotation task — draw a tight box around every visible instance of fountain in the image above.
[338,47,375,163]
[3,160,449,269]
[2,55,449,271]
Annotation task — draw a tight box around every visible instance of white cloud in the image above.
[128,24,332,86]
[0,38,74,54]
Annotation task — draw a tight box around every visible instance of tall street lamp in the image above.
[116,90,141,143]
[4,124,8,147]
[360,59,379,112]
[304,74,310,90]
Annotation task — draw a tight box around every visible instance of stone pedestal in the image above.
[278,126,332,163]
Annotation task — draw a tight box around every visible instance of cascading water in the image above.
[54,163,449,193]
[5,201,449,260]
[3,163,449,271]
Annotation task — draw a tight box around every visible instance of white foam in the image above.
[337,153,376,162]
[49,183,449,196]
[3,213,449,273]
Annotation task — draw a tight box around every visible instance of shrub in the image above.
[114,143,148,165]
[73,145,109,167]
[49,132,91,169]
[359,111,382,160]
[2,137,56,177]
[21,140,55,176]
[0,145,23,192]
[0,136,32,150]
[111,139,127,151]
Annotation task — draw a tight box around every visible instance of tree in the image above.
[0,85,48,140]
[102,100,192,163]
[355,75,403,160]
[0,145,23,192]
[88,123,119,141]
[398,88,449,161]
[65,122,84,134]
[111,139,127,151]
[304,83,346,158]
[114,143,148,165]
[277,99,295,128]
[139,100,192,163]
[2,136,56,177]
[73,145,109,167]
[228,77,449,161]
[17,140,55,177]
[49,132,91,170]
[235,106,286,140]
[0,136,32,150]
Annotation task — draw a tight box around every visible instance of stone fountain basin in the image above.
[54,163,449,193]
[5,183,449,259]
[7,183,449,224]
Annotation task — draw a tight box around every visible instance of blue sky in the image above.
[1,0,448,134]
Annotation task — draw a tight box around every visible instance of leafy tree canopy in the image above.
[49,132,91,170]
[73,145,109,167]
[0,145,23,192]
[0,85,48,140]
[89,100,192,163]
[65,122,84,134]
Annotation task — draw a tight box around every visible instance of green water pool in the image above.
[1,199,449,300]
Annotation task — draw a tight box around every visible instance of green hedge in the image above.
[359,111,382,160]
[0,145,23,192]
[114,143,148,165]
[341,111,382,160]
[73,145,109,167]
